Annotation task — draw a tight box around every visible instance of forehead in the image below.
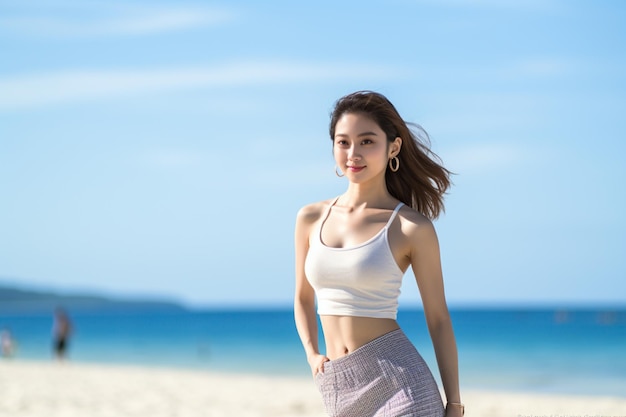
[334,112,382,135]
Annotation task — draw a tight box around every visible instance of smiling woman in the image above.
[329,92,451,219]
[294,91,461,417]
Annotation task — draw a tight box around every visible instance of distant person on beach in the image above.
[294,91,463,416]
[1,328,16,358]
[52,308,73,361]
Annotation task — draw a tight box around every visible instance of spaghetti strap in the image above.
[318,197,340,241]
[322,197,340,219]
[384,202,404,228]
[328,196,340,209]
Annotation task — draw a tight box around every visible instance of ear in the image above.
[389,137,402,158]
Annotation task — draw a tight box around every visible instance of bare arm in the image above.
[409,219,462,416]
[293,205,328,376]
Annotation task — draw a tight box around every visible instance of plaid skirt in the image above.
[314,329,444,417]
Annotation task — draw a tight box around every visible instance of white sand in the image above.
[1,360,625,417]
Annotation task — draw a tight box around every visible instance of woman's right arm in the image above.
[293,204,328,376]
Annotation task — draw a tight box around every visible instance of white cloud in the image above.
[103,9,230,35]
[0,61,403,110]
[0,5,233,37]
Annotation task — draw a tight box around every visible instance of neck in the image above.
[340,182,394,209]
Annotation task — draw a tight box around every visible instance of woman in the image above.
[294,91,463,417]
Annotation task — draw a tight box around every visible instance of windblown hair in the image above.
[329,91,451,219]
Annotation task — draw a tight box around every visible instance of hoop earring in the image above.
[389,156,400,172]
[335,166,345,177]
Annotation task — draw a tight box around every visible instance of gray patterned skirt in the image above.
[314,329,444,417]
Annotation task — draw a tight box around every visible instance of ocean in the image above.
[1,307,624,397]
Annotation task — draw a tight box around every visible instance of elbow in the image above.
[294,281,316,310]
[426,310,453,335]
[294,291,315,313]
[294,296,315,313]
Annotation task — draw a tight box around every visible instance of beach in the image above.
[1,360,625,417]
[1,308,625,416]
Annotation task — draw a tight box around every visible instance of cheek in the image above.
[364,146,388,162]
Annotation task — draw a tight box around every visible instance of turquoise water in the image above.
[1,308,624,397]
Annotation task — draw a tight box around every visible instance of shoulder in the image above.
[295,198,333,226]
[396,205,438,242]
[295,199,333,244]
[394,205,442,262]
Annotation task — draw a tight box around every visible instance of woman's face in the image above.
[333,112,394,183]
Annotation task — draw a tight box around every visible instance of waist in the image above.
[320,315,400,360]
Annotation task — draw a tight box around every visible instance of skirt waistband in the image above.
[325,328,408,373]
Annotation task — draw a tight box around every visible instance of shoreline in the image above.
[2,307,624,398]
[1,360,626,417]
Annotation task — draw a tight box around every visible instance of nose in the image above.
[347,145,361,161]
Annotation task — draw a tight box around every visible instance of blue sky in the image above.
[1,0,624,308]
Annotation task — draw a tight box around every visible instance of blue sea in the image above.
[1,307,625,397]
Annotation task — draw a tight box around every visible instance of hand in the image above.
[308,353,329,377]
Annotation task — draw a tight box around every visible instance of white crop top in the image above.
[304,198,405,320]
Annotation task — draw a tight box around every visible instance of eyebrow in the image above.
[334,131,380,138]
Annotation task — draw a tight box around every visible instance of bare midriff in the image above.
[320,315,400,360]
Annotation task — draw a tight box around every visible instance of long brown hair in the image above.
[329,91,451,219]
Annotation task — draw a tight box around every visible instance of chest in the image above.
[319,209,393,249]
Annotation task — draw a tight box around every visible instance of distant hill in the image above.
[0,283,187,315]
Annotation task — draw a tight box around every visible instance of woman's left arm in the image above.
[409,219,463,416]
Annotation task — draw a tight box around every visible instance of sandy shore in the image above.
[1,360,625,417]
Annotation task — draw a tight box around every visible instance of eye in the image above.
[361,138,374,145]
[335,139,349,146]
